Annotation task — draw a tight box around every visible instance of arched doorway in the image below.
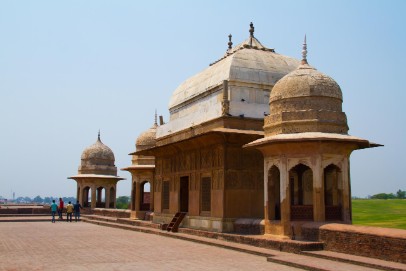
[289,164,313,220]
[324,164,343,220]
[96,187,105,208]
[268,165,281,220]
[140,181,151,211]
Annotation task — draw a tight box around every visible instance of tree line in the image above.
[1,196,76,204]
[370,189,405,200]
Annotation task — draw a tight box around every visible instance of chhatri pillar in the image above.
[68,132,125,209]
[246,37,381,238]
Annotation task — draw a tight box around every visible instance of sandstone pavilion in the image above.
[126,23,380,239]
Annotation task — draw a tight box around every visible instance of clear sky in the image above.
[0,0,405,199]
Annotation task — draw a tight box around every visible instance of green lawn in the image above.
[352,199,406,229]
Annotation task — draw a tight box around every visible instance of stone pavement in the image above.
[2,220,405,271]
[0,221,302,271]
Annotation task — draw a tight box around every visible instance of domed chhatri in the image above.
[68,131,125,209]
[136,114,158,151]
[122,114,157,220]
[246,37,381,238]
[265,37,348,135]
[78,132,117,176]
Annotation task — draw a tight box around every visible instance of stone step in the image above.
[301,250,406,271]
[116,218,161,229]
[83,214,323,253]
[83,219,383,271]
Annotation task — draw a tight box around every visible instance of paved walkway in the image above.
[0,221,302,271]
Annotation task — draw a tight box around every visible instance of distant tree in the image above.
[396,189,406,199]
[43,197,53,204]
[33,195,43,203]
[371,193,396,199]
[62,197,76,203]
[116,196,130,209]
[24,196,32,203]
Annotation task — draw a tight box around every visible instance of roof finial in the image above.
[249,22,254,37]
[154,109,157,126]
[98,129,101,141]
[228,34,233,50]
[302,34,308,65]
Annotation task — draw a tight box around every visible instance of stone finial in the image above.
[154,109,158,125]
[302,34,308,65]
[228,34,233,50]
[98,130,101,141]
[249,22,254,37]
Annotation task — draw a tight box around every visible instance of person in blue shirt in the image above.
[73,200,82,222]
[50,200,58,223]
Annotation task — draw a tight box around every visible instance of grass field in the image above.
[352,199,406,229]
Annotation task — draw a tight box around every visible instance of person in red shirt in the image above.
[58,198,64,220]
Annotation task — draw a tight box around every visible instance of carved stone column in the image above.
[264,162,269,221]
[135,181,141,211]
[91,185,96,209]
[341,157,351,223]
[105,186,111,208]
[150,179,154,211]
[313,155,325,222]
[279,156,291,236]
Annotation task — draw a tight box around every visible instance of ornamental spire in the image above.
[249,22,254,37]
[228,34,233,50]
[249,22,254,47]
[154,109,158,126]
[98,129,101,141]
[302,34,308,65]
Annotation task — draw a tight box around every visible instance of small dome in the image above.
[79,134,117,176]
[265,63,348,136]
[270,64,343,102]
[136,123,158,151]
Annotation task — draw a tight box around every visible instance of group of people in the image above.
[50,198,82,223]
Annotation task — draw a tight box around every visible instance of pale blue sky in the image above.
[0,1,405,198]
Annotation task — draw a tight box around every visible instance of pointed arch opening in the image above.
[289,163,313,220]
[268,165,281,220]
[96,186,105,208]
[83,186,91,208]
[324,164,343,221]
[140,181,151,211]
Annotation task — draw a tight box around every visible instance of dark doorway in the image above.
[180,176,189,212]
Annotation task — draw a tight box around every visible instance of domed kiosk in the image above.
[245,37,381,237]
[122,114,157,219]
[69,132,125,209]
